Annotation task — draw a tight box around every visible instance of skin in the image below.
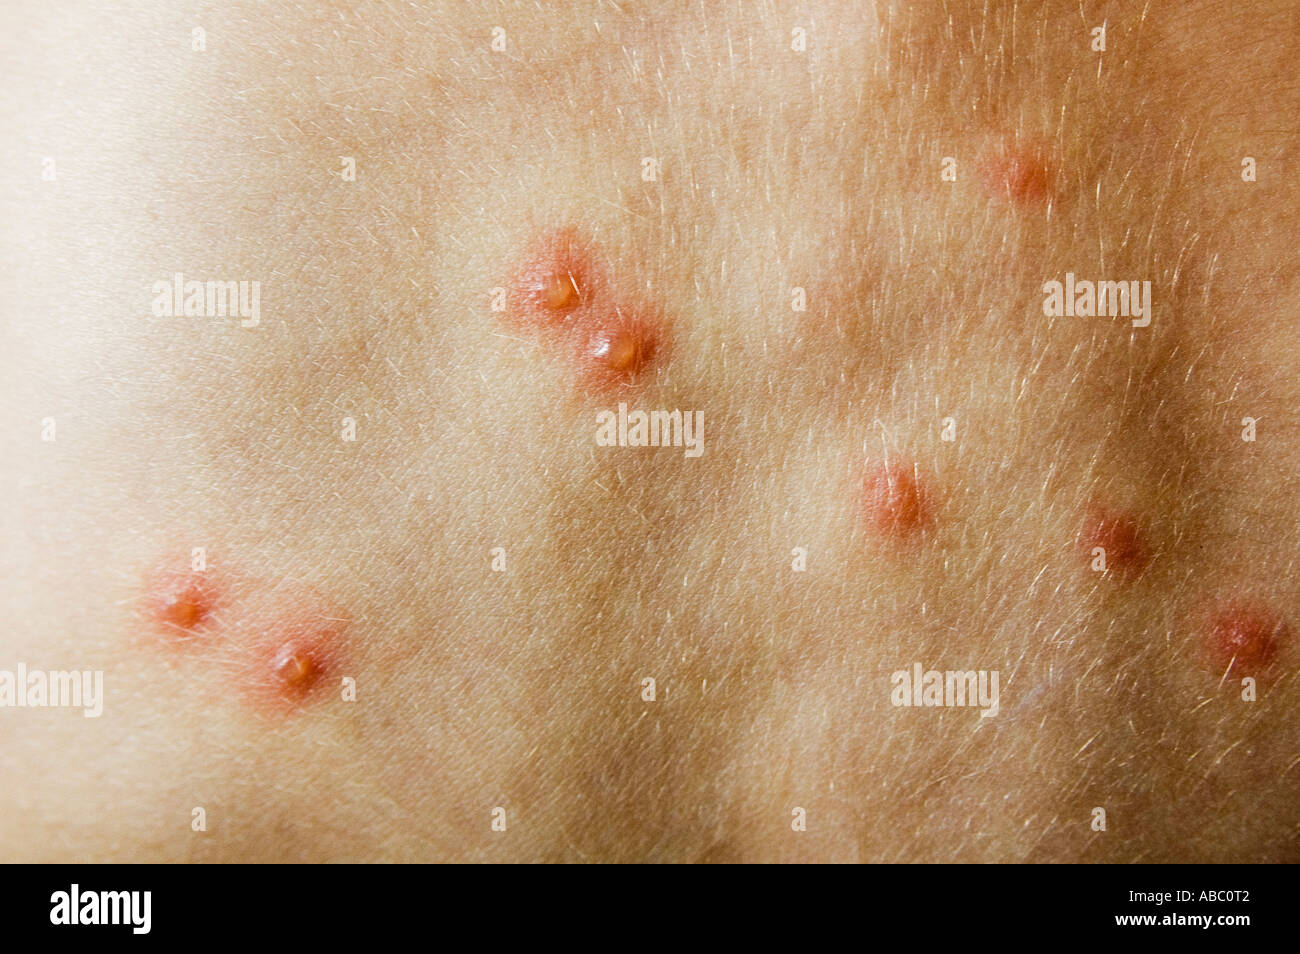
[0,0,1297,863]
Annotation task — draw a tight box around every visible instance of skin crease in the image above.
[0,1,1298,863]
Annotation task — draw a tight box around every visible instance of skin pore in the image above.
[0,1,1297,862]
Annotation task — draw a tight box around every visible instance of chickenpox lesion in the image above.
[140,558,347,714]
[510,228,593,323]
[499,227,666,392]
[25,0,1297,862]
[152,579,215,634]
[979,142,1053,206]
[1078,505,1148,579]
[142,567,220,640]
[859,461,933,538]
[1203,603,1287,678]
[272,645,319,692]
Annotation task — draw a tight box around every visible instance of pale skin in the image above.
[0,1,1297,863]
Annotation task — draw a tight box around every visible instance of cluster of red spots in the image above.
[503,227,662,391]
[140,560,344,715]
[1078,505,1148,579]
[860,462,932,538]
[1203,603,1287,677]
[1071,503,1291,674]
[979,142,1053,205]
[1071,500,1292,675]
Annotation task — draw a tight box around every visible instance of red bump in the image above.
[861,462,932,537]
[143,569,219,639]
[579,311,660,391]
[271,643,324,695]
[507,227,601,329]
[1203,603,1287,676]
[243,617,346,714]
[980,144,1052,205]
[1078,506,1147,578]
